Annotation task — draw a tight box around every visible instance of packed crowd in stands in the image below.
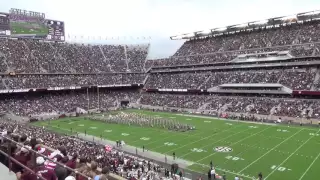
[0,68,316,91]
[0,89,319,119]
[174,21,320,56]
[0,39,149,73]
[145,43,318,68]
[0,86,318,119]
[140,94,318,119]
[146,68,316,90]
[0,91,140,116]
[0,20,320,120]
[0,21,320,73]
[2,74,146,90]
[0,120,166,180]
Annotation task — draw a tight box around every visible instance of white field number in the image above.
[121,133,129,136]
[140,137,150,141]
[249,126,258,128]
[225,156,244,161]
[277,129,289,132]
[191,148,206,153]
[164,142,177,146]
[309,133,319,136]
[271,165,291,172]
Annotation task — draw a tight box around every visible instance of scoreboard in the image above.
[0,9,65,41]
[0,13,10,36]
[44,19,65,41]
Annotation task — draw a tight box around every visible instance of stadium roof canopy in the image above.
[170,10,320,40]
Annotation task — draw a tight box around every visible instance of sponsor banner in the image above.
[0,89,30,93]
[158,88,187,92]
[0,84,136,94]
[98,84,131,88]
[47,86,81,91]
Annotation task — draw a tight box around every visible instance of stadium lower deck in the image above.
[34,109,320,180]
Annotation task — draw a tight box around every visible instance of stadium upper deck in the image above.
[0,9,320,119]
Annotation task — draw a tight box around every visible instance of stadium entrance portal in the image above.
[121,100,129,107]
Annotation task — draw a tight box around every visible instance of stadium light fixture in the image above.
[170,35,184,40]
[182,33,194,38]
[170,36,179,40]
[300,10,320,16]
[280,15,297,20]
[233,23,247,28]
[200,29,212,34]
[252,20,268,25]
[215,27,227,31]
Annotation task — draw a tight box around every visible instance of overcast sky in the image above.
[1,0,320,59]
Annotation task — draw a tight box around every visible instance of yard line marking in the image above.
[142,129,212,146]
[178,125,261,158]
[191,162,254,179]
[193,126,273,162]
[265,129,320,179]
[130,131,168,143]
[238,128,304,174]
[159,125,242,153]
[132,129,211,145]
[298,150,320,180]
[221,133,276,165]
[47,121,235,151]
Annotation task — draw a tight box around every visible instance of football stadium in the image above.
[1,3,320,180]
[34,110,320,180]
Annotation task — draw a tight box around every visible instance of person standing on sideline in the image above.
[208,169,212,180]
[173,152,176,160]
[179,170,183,180]
[165,155,167,163]
[222,172,226,180]
[210,168,216,180]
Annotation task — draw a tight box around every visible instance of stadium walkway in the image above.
[0,163,17,180]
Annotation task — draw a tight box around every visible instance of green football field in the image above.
[33,110,320,180]
[10,21,49,35]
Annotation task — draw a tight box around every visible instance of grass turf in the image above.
[33,109,320,180]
